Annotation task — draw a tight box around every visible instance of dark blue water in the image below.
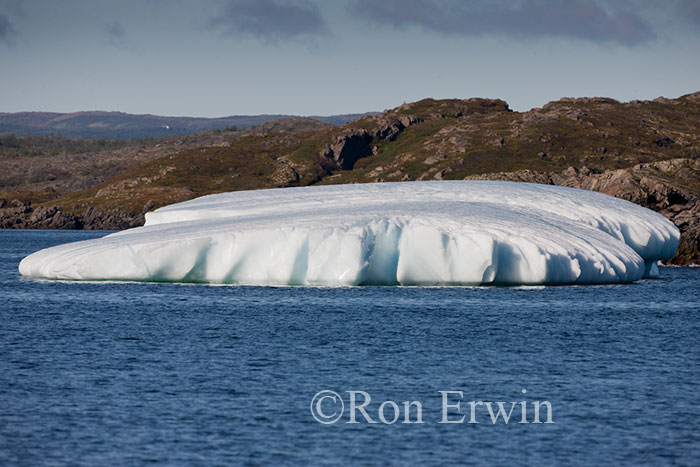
[1,230,699,466]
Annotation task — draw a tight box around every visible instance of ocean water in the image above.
[1,230,699,466]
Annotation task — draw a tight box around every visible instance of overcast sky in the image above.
[1,0,699,116]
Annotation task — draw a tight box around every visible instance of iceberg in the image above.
[19,181,679,286]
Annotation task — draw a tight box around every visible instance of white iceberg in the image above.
[19,181,679,286]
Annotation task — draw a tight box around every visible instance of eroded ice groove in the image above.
[19,181,680,286]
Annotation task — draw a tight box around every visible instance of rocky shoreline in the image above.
[0,202,143,230]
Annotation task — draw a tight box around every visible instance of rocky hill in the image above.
[1,94,699,265]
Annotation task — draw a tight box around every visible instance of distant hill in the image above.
[0,110,374,140]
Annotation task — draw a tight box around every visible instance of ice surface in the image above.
[19,181,680,286]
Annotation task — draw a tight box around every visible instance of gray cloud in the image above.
[106,21,126,47]
[351,0,655,46]
[0,13,18,45]
[681,0,700,26]
[210,0,327,43]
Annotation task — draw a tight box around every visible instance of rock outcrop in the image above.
[1,202,143,230]
[319,114,421,170]
[319,130,373,170]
